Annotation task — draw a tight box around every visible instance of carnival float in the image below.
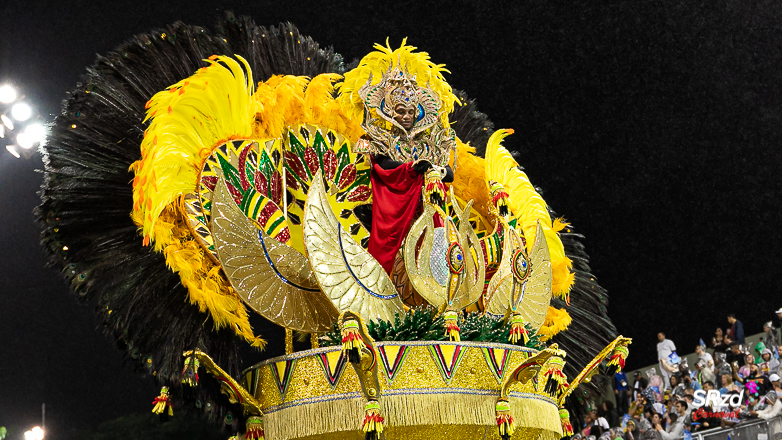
[37,14,629,440]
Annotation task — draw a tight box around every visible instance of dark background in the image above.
[2,0,781,438]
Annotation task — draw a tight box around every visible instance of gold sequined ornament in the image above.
[403,191,485,313]
[302,170,405,322]
[181,356,200,387]
[485,220,552,334]
[210,177,337,333]
[495,399,515,440]
[151,386,173,421]
[559,408,574,437]
[509,313,529,345]
[542,356,568,398]
[362,400,384,440]
[245,415,265,440]
[606,342,629,374]
[340,318,365,364]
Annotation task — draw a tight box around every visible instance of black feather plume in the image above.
[36,14,345,421]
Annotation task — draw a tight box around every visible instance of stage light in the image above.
[0,85,16,103]
[1,114,13,130]
[25,123,47,143]
[23,427,44,440]
[6,145,21,158]
[17,132,34,149]
[11,102,32,121]
[32,426,45,440]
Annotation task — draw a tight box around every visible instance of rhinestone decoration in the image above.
[429,227,448,286]
[447,242,465,275]
[511,249,531,282]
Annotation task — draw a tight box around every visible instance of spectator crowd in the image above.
[572,309,782,440]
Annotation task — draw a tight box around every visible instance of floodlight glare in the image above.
[31,426,44,440]
[6,145,21,158]
[11,102,32,121]
[0,85,17,103]
[25,123,47,143]
[17,132,34,149]
[1,114,13,130]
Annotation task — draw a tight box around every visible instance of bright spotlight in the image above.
[25,123,47,143]
[31,426,44,440]
[6,145,21,158]
[17,132,34,149]
[1,114,13,130]
[0,85,16,104]
[11,102,32,121]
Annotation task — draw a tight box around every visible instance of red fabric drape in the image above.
[368,160,423,274]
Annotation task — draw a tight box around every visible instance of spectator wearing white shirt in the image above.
[695,344,714,372]
[657,333,676,390]
[654,412,683,440]
[754,391,782,420]
[589,409,610,431]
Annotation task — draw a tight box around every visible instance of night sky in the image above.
[2,0,781,438]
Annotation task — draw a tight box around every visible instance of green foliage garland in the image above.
[320,307,544,350]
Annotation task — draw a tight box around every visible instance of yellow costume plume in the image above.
[449,141,492,231]
[132,56,258,240]
[537,307,573,341]
[484,130,574,298]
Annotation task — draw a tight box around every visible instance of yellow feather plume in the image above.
[336,38,459,125]
[304,73,365,141]
[132,55,257,240]
[448,140,493,234]
[138,204,266,349]
[537,306,573,341]
[484,129,574,298]
[250,73,364,141]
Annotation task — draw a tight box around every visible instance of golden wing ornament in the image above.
[211,177,337,332]
[449,190,486,310]
[403,199,485,311]
[303,170,404,322]
[403,201,445,307]
[484,220,552,331]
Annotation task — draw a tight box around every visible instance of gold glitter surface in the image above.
[244,341,562,440]
[211,177,337,332]
[485,220,552,332]
[302,171,404,322]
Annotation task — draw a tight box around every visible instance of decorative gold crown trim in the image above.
[241,341,562,440]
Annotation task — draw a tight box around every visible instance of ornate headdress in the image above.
[386,69,417,106]
[358,66,441,137]
[338,40,458,165]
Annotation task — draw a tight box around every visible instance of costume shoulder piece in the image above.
[37,14,624,439]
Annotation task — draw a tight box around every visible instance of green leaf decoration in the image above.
[319,308,544,350]
[217,154,242,191]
